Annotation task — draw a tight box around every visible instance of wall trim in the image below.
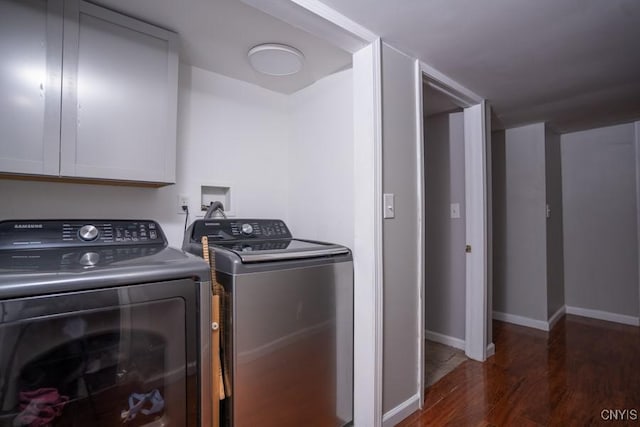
[496,306,640,330]
[486,342,496,357]
[493,310,549,331]
[464,103,489,361]
[566,306,640,327]
[548,305,566,331]
[382,393,421,427]
[419,61,482,105]
[352,40,384,427]
[425,330,465,351]
[372,38,385,427]
[414,59,426,410]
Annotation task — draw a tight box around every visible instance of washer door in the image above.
[0,279,198,427]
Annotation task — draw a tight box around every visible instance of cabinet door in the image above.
[60,0,178,184]
[0,0,62,176]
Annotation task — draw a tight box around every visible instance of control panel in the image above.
[189,219,292,242]
[0,220,167,250]
[0,245,164,270]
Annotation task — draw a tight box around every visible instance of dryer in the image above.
[0,219,211,427]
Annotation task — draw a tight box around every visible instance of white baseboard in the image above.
[548,306,566,330]
[495,305,639,330]
[565,306,640,326]
[424,330,465,351]
[493,310,549,331]
[486,342,495,358]
[382,393,421,427]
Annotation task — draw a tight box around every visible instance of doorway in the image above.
[422,81,467,385]
[419,73,491,396]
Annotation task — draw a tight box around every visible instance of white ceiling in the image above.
[93,0,352,94]
[88,0,640,132]
[319,0,640,133]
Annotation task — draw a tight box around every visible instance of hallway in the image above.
[399,316,640,426]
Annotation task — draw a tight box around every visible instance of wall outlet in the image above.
[177,194,189,214]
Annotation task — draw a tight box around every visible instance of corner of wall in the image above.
[496,122,548,321]
[493,310,550,331]
[382,394,421,427]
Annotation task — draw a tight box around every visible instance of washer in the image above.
[0,219,211,427]
[183,218,353,427]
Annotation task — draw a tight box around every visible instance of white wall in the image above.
[424,111,466,340]
[287,69,354,249]
[0,65,293,246]
[177,65,291,228]
[0,65,356,246]
[287,67,354,424]
[4,65,363,248]
[562,123,639,318]
[0,178,185,243]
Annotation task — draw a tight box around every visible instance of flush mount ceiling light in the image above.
[248,43,305,76]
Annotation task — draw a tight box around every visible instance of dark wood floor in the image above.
[398,315,640,426]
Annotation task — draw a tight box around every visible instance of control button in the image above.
[150,231,157,239]
[78,225,99,241]
[241,223,253,235]
[79,252,100,266]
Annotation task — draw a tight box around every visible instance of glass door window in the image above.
[0,279,198,427]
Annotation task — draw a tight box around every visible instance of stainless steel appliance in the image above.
[183,218,354,427]
[0,219,211,427]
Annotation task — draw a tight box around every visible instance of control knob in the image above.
[78,224,99,241]
[79,252,100,266]
[241,223,253,236]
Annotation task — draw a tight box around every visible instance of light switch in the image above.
[383,193,395,219]
[450,203,460,219]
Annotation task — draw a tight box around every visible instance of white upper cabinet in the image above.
[61,1,178,184]
[0,0,178,185]
[0,0,63,176]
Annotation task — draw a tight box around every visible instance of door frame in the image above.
[417,62,491,401]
